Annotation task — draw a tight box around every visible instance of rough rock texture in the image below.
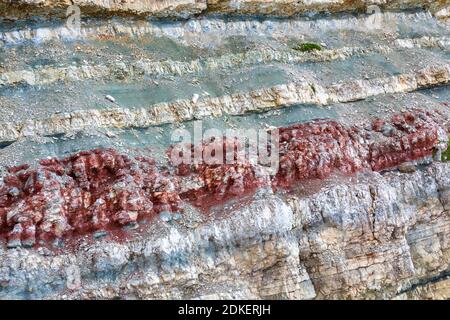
[1,64,449,143]
[207,0,448,17]
[0,161,449,299]
[274,109,448,187]
[2,36,448,88]
[0,0,449,301]
[0,0,207,19]
[1,110,448,248]
[0,149,181,247]
[0,0,448,19]
[169,138,265,206]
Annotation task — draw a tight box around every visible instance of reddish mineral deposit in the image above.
[273,120,370,188]
[0,110,447,247]
[369,110,441,171]
[168,137,265,207]
[167,109,446,197]
[0,149,181,247]
[273,109,446,187]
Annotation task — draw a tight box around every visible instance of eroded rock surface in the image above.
[0,0,449,300]
[0,149,181,247]
[0,0,448,19]
[0,161,449,299]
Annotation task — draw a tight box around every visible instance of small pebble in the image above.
[22,238,35,248]
[93,231,108,239]
[122,222,139,231]
[381,125,394,137]
[6,239,21,249]
[37,247,53,256]
[192,94,200,104]
[53,238,64,248]
[398,163,416,173]
[105,95,116,103]
[160,211,172,222]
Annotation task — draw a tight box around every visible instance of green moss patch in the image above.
[293,43,322,52]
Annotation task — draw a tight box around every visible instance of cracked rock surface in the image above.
[1,163,449,299]
[0,0,449,299]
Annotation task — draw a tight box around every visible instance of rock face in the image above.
[0,0,207,19]
[0,162,449,299]
[0,149,181,247]
[1,65,449,143]
[0,109,449,299]
[1,110,447,248]
[0,0,448,19]
[0,0,449,300]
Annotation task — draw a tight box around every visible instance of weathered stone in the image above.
[0,0,449,301]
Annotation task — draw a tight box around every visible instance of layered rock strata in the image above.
[0,160,449,299]
[1,64,449,143]
[1,109,448,249]
[0,0,447,19]
[1,36,448,88]
[0,0,449,301]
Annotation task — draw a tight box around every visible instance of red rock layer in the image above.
[369,110,441,171]
[0,149,180,246]
[273,120,370,188]
[168,137,263,206]
[273,109,445,187]
[0,109,447,246]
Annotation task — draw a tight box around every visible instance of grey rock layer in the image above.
[0,162,449,299]
[1,63,448,142]
[0,0,448,19]
[1,36,448,87]
[0,10,442,45]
